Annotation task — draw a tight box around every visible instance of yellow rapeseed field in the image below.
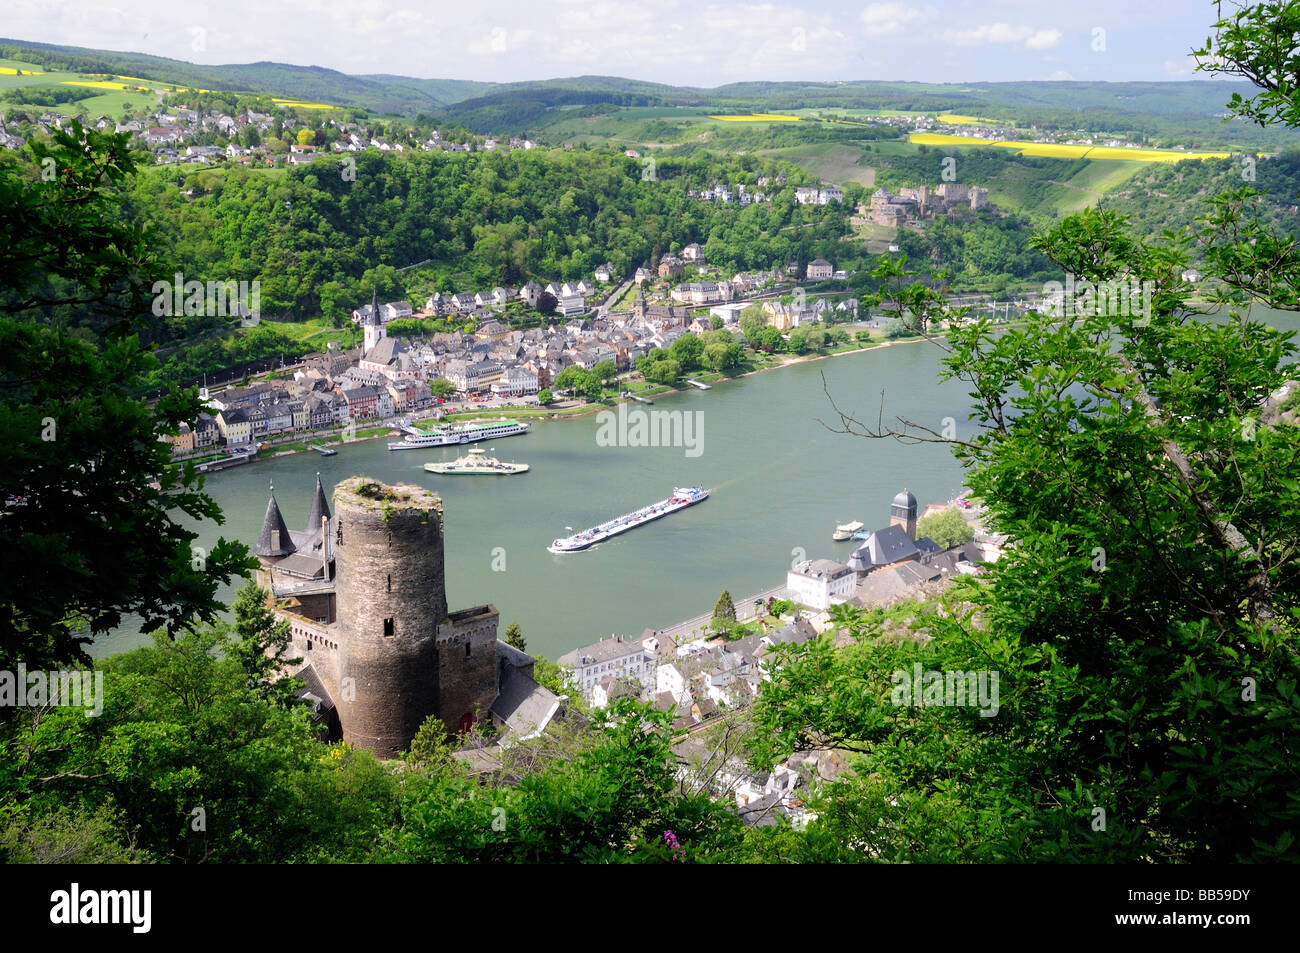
[59,80,133,90]
[709,113,802,122]
[909,132,1230,162]
[0,67,43,75]
[936,114,996,125]
[273,98,337,110]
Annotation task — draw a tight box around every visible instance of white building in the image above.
[558,635,657,700]
[786,558,856,610]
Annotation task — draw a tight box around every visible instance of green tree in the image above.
[229,580,301,707]
[712,589,736,623]
[429,377,456,399]
[504,622,526,651]
[760,202,1300,861]
[642,357,682,386]
[0,121,255,669]
[914,507,975,549]
[537,388,554,405]
[591,359,619,386]
[670,332,704,370]
[406,713,455,767]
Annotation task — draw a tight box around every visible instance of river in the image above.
[93,304,1300,662]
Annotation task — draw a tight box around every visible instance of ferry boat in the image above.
[832,520,864,541]
[424,448,529,475]
[548,486,709,553]
[388,417,529,450]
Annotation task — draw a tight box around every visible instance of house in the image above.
[558,635,657,700]
[786,559,856,610]
[671,281,729,306]
[216,408,251,446]
[681,242,704,263]
[657,256,684,279]
[193,413,221,448]
[490,366,540,397]
[556,294,585,318]
[168,422,195,456]
[342,385,380,420]
[763,300,794,331]
[852,560,943,608]
[594,263,615,283]
[591,675,640,709]
[634,267,653,285]
[806,259,833,280]
[656,662,691,705]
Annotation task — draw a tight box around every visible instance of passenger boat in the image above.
[388,417,529,450]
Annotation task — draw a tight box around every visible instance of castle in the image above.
[253,474,559,756]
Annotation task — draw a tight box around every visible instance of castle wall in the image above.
[435,605,500,733]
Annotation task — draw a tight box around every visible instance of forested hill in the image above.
[133,147,850,318]
[1100,150,1300,240]
[0,38,493,114]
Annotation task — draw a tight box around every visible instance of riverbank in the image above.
[195,334,937,467]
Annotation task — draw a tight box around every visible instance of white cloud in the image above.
[944,22,1061,50]
[859,3,933,38]
[1025,29,1062,50]
[1048,70,1075,81]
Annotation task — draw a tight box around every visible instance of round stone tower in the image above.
[332,477,448,755]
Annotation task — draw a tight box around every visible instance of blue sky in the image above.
[3,0,1229,86]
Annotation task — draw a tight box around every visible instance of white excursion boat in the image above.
[424,448,529,475]
[548,487,709,553]
[388,417,529,450]
[832,520,864,541]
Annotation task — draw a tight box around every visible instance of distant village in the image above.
[0,103,531,163]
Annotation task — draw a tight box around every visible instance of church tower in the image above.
[890,488,918,540]
[362,287,385,355]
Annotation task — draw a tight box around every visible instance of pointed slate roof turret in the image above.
[255,482,297,557]
[306,472,330,533]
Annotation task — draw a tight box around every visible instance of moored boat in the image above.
[388,417,529,450]
[832,520,864,541]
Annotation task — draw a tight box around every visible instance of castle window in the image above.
[336,519,343,546]
[383,617,394,638]
[306,639,312,651]
[465,642,471,658]
[387,573,391,593]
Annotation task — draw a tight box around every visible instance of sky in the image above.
[2,0,1229,87]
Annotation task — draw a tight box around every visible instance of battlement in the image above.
[334,477,444,524]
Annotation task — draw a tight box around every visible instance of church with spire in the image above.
[252,474,560,756]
